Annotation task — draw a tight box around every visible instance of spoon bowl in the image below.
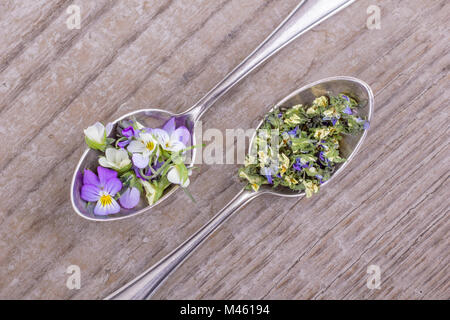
[257,76,373,198]
[70,109,197,221]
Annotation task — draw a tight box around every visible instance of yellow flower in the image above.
[313,96,328,107]
[284,114,302,126]
[278,153,290,176]
[258,151,269,168]
[303,180,319,198]
[306,106,318,115]
[323,107,337,118]
[284,175,298,187]
[314,128,331,140]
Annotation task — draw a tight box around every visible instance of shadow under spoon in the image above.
[106,76,374,299]
[71,0,356,221]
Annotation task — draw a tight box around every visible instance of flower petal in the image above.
[117,140,130,148]
[127,140,145,153]
[94,197,120,215]
[167,166,182,184]
[81,184,100,202]
[98,156,113,169]
[171,126,191,145]
[119,187,140,209]
[97,166,118,186]
[181,178,190,188]
[343,106,353,115]
[83,169,99,186]
[104,177,122,195]
[162,117,176,135]
[105,122,113,136]
[151,129,169,145]
[84,122,105,143]
[167,140,186,153]
[132,153,149,169]
[122,126,135,138]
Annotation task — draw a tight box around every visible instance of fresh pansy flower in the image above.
[139,180,160,205]
[167,165,191,188]
[117,126,136,148]
[84,122,112,151]
[81,167,122,215]
[152,118,191,153]
[98,148,132,173]
[127,132,158,168]
[119,187,140,209]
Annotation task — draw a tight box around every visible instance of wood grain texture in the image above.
[0,0,448,299]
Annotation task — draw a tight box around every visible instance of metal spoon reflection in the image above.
[106,76,374,299]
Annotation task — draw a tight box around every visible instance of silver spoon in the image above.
[106,76,374,299]
[71,0,356,221]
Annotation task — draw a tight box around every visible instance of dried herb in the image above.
[239,94,369,197]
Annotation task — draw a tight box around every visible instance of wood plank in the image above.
[0,0,448,299]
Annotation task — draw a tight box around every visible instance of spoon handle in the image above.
[188,0,355,121]
[105,188,259,300]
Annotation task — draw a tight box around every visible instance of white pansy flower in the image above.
[98,148,131,173]
[127,132,158,168]
[167,166,191,188]
[84,122,112,151]
[151,128,187,153]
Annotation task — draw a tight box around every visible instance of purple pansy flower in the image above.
[343,106,353,115]
[332,118,338,125]
[293,158,309,172]
[356,117,370,130]
[263,167,273,184]
[81,167,122,215]
[287,126,299,137]
[342,95,350,102]
[119,187,140,209]
[319,151,326,162]
[161,118,191,145]
[315,174,324,184]
[117,126,136,148]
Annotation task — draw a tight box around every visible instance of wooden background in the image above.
[0,0,448,299]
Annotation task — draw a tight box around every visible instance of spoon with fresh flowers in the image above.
[80,117,194,216]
